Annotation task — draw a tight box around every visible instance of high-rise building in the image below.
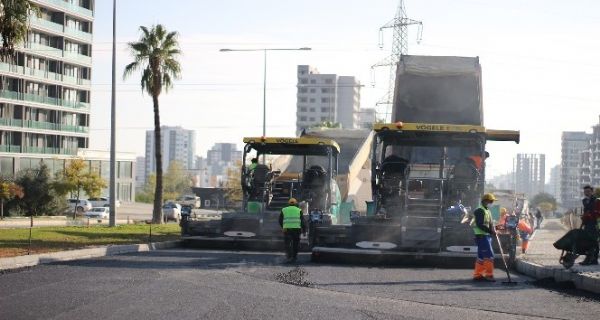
[561,131,592,209]
[514,153,545,198]
[0,0,94,176]
[357,108,377,129]
[547,165,561,200]
[135,156,145,190]
[578,116,600,189]
[296,65,361,134]
[206,143,241,182]
[144,126,196,180]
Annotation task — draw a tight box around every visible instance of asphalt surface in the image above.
[1,249,599,320]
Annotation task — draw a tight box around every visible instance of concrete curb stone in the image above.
[516,257,600,295]
[0,240,181,271]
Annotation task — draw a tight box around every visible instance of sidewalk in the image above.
[516,218,600,294]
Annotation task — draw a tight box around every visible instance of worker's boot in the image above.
[483,260,496,282]
[472,261,484,281]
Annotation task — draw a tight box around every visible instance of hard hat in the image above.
[482,193,496,202]
[500,207,507,214]
[288,198,298,205]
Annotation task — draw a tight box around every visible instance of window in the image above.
[325,78,334,84]
[321,107,329,112]
[321,97,330,103]
[309,98,315,103]
[299,78,308,84]
[300,116,307,121]
[299,88,308,93]
[309,107,315,112]
[0,157,13,175]
[299,97,307,103]
[310,79,316,84]
[309,117,315,121]
[321,117,328,121]
[321,88,330,93]
[309,88,316,93]
[299,107,307,112]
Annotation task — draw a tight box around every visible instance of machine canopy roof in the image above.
[243,137,340,156]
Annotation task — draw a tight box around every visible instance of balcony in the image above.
[63,50,92,65]
[25,42,63,59]
[0,90,90,110]
[30,16,64,33]
[0,118,89,134]
[22,146,78,155]
[0,145,22,153]
[64,27,93,42]
[0,62,92,86]
[37,0,93,19]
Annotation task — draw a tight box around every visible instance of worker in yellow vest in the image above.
[471,193,497,282]
[278,198,306,263]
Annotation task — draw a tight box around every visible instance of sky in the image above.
[89,0,600,179]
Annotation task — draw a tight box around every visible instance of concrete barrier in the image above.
[516,258,600,295]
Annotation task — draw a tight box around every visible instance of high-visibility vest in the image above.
[471,205,492,235]
[282,206,302,229]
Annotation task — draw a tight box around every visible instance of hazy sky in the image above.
[89,0,600,179]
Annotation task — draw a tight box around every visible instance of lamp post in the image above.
[109,0,117,226]
[219,47,311,138]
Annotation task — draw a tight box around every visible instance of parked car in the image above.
[84,207,110,219]
[68,199,92,213]
[162,203,182,222]
[177,195,201,209]
[88,197,121,208]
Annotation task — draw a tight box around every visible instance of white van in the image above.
[178,195,201,209]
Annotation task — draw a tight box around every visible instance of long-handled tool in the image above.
[494,232,518,285]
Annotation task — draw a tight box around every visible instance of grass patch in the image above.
[0,224,180,258]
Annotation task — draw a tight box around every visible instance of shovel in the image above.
[494,232,518,285]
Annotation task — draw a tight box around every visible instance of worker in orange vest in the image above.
[517,217,533,254]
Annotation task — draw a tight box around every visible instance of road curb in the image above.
[515,258,600,294]
[0,240,181,271]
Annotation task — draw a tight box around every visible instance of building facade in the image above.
[357,108,377,129]
[144,126,196,180]
[514,153,545,198]
[135,156,145,190]
[0,0,94,177]
[547,164,561,201]
[561,131,592,209]
[296,65,361,134]
[578,116,600,189]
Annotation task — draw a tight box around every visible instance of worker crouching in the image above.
[279,198,306,263]
[518,216,533,254]
[471,193,497,282]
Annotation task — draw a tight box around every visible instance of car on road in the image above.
[177,195,201,209]
[88,197,121,208]
[162,203,182,222]
[68,199,92,213]
[84,207,110,219]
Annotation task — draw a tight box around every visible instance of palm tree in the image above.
[0,0,37,60]
[124,24,181,223]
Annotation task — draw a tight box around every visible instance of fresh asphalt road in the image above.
[1,249,599,320]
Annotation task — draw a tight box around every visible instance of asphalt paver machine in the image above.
[181,136,340,250]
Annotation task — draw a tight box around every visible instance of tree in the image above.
[0,0,37,59]
[310,121,341,129]
[530,192,557,211]
[14,163,63,216]
[136,161,191,203]
[0,177,23,219]
[224,160,243,207]
[123,24,181,223]
[54,159,107,219]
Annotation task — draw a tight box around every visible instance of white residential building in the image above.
[561,131,592,209]
[296,65,361,134]
[144,126,196,180]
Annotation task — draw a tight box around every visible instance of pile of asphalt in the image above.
[274,267,314,287]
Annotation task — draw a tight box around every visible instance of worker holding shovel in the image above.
[471,193,497,282]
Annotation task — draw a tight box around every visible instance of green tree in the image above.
[530,192,557,211]
[0,177,23,219]
[310,121,341,129]
[224,160,243,207]
[0,0,37,59]
[14,163,64,216]
[54,159,107,219]
[136,161,191,203]
[123,24,182,223]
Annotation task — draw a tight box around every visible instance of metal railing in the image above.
[38,0,93,18]
[64,27,93,42]
[0,145,22,153]
[30,16,64,33]
[0,90,90,110]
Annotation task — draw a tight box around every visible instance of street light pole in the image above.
[220,47,311,139]
[109,0,117,227]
